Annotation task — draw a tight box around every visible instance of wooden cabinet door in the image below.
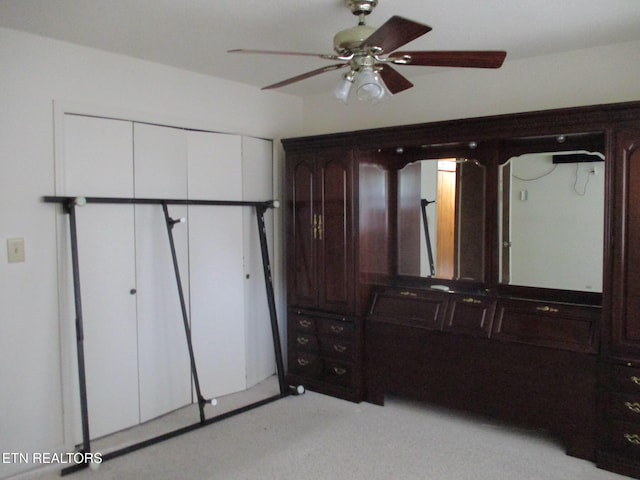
[287,152,318,308]
[317,149,354,313]
[611,128,640,356]
[286,149,355,314]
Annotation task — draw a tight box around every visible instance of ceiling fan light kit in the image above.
[333,72,355,104]
[228,0,506,104]
[355,67,389,102]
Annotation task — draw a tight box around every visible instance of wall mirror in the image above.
[499,144,605,292]
[397,157,485,281]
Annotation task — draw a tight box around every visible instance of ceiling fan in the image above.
[228,0,506,103]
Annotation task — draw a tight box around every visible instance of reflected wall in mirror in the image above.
[499,150,604,292]
[397,158,485,280]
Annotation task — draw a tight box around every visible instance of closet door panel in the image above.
[133,123,188,199]
[61,114,139,439]
[76,206,139,438]
[60,114,133,197]
[133,123,192,422]
[241,137,276,387]
[187,132,246,399]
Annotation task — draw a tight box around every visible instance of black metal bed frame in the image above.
[420,198,436,277]
[44,196,296,475]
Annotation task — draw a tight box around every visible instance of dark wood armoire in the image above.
[283,101,640,478]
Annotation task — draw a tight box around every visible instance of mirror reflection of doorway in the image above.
[436,160,457,278]
[397,155,485,280]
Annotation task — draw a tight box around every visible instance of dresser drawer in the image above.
[324,360,354,387]
[608,420,640,459]
[290,313,317,333]
[611,392,640,422]
[320,337,354,360]
[493,299,599,353]
[292,332,319,351]
[289,352,322,377]
[611,365,640,392]
[319,318,354,339]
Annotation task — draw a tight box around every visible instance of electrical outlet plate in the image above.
[7,238,25,263]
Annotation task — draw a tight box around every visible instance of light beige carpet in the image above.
[11,377,627,480]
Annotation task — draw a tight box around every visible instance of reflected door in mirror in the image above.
[499,150,604,292]
[397,158,485,281]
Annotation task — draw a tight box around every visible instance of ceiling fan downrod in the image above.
[347,0,378,17]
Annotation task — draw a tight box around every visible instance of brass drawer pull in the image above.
[298,319,312,328]
[297,358,309,366]
[333,344,347,353]
[631,376,640,386]
[333,367,347,375]
[535,305,559,313]
[625,433,640,445]
[400,291,417,297]
[330,325,344,334]
[296,336,309,345]
[625,402,640,414]
[462,297,481,304]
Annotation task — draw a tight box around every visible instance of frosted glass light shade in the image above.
[333,76,354,103]
[354,69,386,102]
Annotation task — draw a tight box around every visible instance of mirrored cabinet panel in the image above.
[499,148,605,292]
[397,157,485,281]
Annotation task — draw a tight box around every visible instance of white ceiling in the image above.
[2,0,640,97]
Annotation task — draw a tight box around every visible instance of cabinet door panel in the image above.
[288,155,317,307]
[443,296,495,338]
[612,128,640,354]
[494,299,598,353]
[133,123,192,422]
[318,151,354,312]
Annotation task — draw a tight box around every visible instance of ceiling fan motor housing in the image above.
[333,25,376,53]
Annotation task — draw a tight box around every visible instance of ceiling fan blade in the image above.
[389,51,507,68]
[228,49,340,60]
[360,16,432,54]
[379,65,413,94]
[262,63,349,90]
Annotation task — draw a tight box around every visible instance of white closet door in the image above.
[187,131,246,400]
[133,123,192,422]
[59,114,134,197]
[241,137,276,387]
[62,115,139,439]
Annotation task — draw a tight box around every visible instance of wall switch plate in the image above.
[7,238,25,263]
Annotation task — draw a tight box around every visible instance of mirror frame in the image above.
[379,143,491,291]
